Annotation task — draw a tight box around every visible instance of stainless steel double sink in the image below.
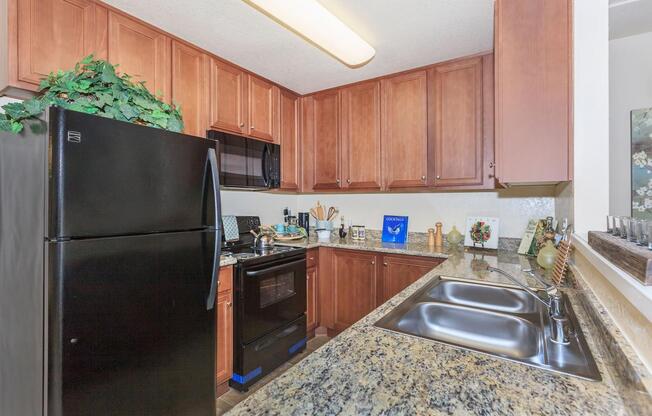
[374,276,601,381]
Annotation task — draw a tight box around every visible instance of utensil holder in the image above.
[316,220,332,231]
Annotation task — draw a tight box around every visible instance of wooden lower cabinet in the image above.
[306,248,319,334]
[379,254,444,303]
[318,249,443,334]
[332,249,378,332]
[215,266,233,397]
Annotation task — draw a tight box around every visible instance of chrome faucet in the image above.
[486,266,572,344]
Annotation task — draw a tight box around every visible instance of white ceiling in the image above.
[610,0,652,40]
[102,0,494,94]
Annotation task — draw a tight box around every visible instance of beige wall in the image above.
[296,188,556,238]
[609,31,652,216]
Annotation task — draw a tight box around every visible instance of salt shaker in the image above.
[428,228,436,247]
[435,222,443,248]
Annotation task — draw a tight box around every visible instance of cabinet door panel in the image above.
[341,81,382,190]
[215,291,233,385]
[332,250,376,331]
[171,41,209,137]
[495,0,571,183]
[429,57,483,187]
[306,267,318,331]
[311,91,341,190]
[17,0,106,86]
[381,71,428,189]
[209,60,246,134]
[248,76,276,142]
[380,255,443,303]
[279,89,300,190]
[108,12,170,100]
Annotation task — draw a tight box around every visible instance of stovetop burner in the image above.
[221,244,303,262]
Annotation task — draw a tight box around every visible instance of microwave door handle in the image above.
[261,144,270,187]
[206,147,222,310]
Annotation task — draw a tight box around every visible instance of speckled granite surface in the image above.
[219,256,237,267]
[229,238,652,415]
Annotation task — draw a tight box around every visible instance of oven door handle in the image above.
[244,258,306,277]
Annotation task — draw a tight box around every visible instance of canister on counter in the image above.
[357,225,366,240]
[351,225,360,240]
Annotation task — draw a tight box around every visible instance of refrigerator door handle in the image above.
[206,147,222,310]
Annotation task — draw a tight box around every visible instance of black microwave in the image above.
[207,131,280,190]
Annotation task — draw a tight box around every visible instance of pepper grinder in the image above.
[434,222,443,248]
[428,228,436,247]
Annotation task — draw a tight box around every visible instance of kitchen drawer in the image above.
[218,266,233,294]
[306,248,319,268]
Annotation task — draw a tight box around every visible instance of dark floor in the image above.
[216,335,331,415]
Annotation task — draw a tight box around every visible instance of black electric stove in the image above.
[224,216,307,391]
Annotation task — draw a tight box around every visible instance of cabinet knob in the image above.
[489,162,495,168]
[70,338,78,344]
[227,301,232,308]
[239,122,244,127]
[336,179,341,184]
[383,262,388,266]
[371,260,375,265]
[250,125,255,130]
[347,179,351,184]
[436,175,440,179]
[421,175,426,181]
[309,257,314,261]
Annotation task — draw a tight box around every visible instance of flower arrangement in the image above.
[469,221,491,245]
[0,55,183,134]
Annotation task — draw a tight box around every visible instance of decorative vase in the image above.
[447,226,463,246]
[536,240,558,269]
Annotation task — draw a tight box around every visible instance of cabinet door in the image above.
[380,255,443,303]
[340,81,382,190]
[279,89,300,190]
[16,0,107,88]
[171,41,209,137]
[310,91,341,190]
[494,0,571,183]
[381,71,429,189]
[209,59,246,134]
[332,250,377,331]
[108,12,170,100]
[215,290,233,385]
[428,57,484,187]
[306,266,318,331]
[248,75,276,142]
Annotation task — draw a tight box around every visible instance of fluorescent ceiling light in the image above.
[245,0,375,67]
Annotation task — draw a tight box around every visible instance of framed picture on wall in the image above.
[632,107,652,219]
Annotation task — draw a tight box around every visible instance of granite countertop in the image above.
[219,256,238,267]
[229,236,651,415]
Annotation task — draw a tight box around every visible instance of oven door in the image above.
[240,256,306,344]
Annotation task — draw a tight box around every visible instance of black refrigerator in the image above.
[0,107,221,416]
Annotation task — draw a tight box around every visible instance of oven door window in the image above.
[259,272,295,308]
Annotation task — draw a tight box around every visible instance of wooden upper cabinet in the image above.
[279,89,300,190]
[381,71,429,189]
[247,75,277,142]
[108,12,170,100]
[428,56,484,188]
[309,91,341,190]
[171,41,209,137]
[340,81,382,190]
[495,0,572,184]
[209,59,246,134]
[332,249,377,331]
[13,0,107,91]
[380,255,443,303]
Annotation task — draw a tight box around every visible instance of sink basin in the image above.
[374,276,601,381]
[425,279,540,314]
[396,302,542,359]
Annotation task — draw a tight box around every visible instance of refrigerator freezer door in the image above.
[48,108,217,239]
[47,230,217,416]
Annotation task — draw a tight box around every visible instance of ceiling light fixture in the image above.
[244,0,375,67]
